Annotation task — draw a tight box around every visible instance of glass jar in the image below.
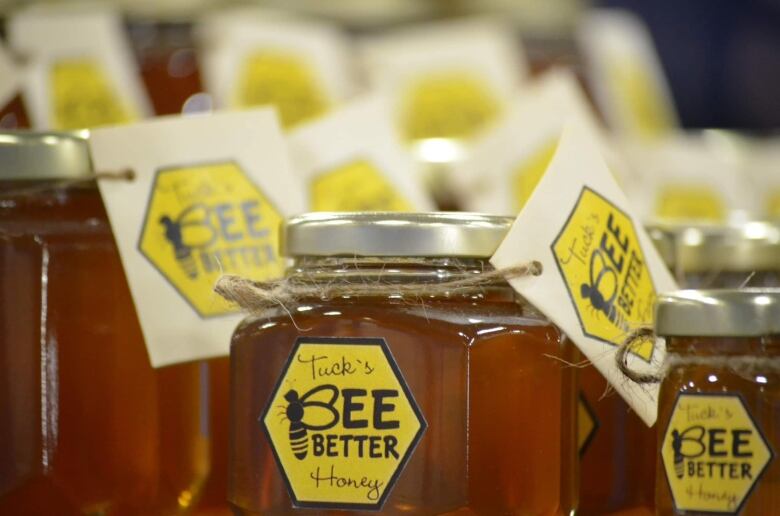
[0,131,208,514]
[229,212,577,515]
[648,222,780,288]
[578,364,656,516]
[655,289,780,515]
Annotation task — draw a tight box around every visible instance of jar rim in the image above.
[282,212,514,258]
[648,221,780,272]
[0,130,92,181]
[656,288,780,337]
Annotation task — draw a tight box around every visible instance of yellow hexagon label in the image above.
[310,160,414,212]
[551,187,657,361]
[656,185,726,222]
[512,139,559,211]
[608,58,675,139]
[50,59,137,130]
[233,50,329,129]
[661,393,773,514]
[768,189,780,219]
[139,162,284,317]
[262,337,426,510]
[400,72,500,141]
[578,393,599,455]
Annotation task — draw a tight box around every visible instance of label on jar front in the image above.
[262,337,426,510]
[661,392,773,514]
[578,393,599,455]
[89,108,305,367]
[491,119,678,426]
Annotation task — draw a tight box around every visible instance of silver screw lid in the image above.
[282,212,514,258]
[656,288,780,337]
[0,130,92,180]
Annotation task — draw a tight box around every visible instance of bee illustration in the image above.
[580,249,627,331]
[159,203,217,280]
[277,384,339,460]
[671,429,685,479]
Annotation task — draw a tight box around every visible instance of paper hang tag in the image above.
[0,43,20,111]
[288,96,434,212]
[7,5,151,130]
[578,9,678,139]
[619,134,754,223]
[491,119,679,426]
[453,68,617,215]
[358,17,527,142]
[89,109,305,367]
[198,10,355,130]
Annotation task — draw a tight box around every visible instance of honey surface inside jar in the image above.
[656,336,780,515]
[0,183,208,515]
[229,275,573,516]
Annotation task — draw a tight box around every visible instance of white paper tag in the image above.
[578,9,678,139]
[89,109,305,367]
[358,17,526,142]
[0,43,20,110]
[7,5,151,130]
[288,95,434,211]
[198,9,355,130]
[453,68,616,214]
[620,133,754,223]
[491,119,678,426]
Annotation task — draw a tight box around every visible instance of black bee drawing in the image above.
[671,429,684,479]
[276,385,339,460]
[159,203,217,280]
[580,249,626,331]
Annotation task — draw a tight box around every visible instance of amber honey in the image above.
[655,290,780,515]
[228,213,577,515]
[0,132,208,514]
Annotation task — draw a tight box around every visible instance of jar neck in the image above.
[287,256,517,302]
[667,336,780,357]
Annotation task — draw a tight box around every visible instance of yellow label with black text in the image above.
[311,160,413,212]
[656,186,726,222]
[552,187,657,361]
[263,337,426,510]
[578,393,599,454]
[139,162,284,317]
[401,72,500,141]
[234,51,329,129]
[662,393,773,514]
[609,59,674,139]
[50,59,136,130]
[513,139,559,211]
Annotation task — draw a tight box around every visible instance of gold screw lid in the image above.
[282,212,514,258]
[0,130,92,181]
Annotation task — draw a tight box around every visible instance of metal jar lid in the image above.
[0,130,92,180]
[282,212,514,258]
[648,221,780,272]
[656,288,780,337]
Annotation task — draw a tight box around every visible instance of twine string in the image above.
[214,261,543,315]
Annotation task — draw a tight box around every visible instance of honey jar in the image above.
[0,131,208,514]
[655,289,780,515]
[228,212,577,515]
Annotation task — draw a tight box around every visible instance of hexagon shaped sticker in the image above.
[138,161,284,317]
[662,392,773,514]
[551,186,657,361]
[310,160,413,212]
[262,337,426,510]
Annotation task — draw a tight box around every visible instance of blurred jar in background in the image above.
[126,15,208,116]
[0,132,208,515]
[649,221,780,289]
